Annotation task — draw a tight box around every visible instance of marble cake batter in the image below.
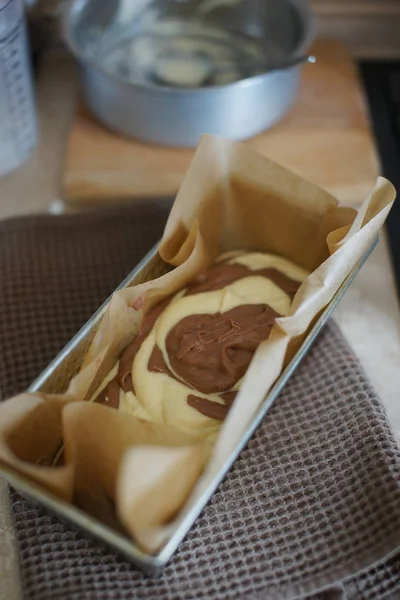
[96,252,308,440]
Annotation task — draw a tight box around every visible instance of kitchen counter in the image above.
[1,51,400,600]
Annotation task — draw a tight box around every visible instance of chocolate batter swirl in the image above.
[185,263,300,299]
[96,296,171,409]
[166,304,279,395]
[96,256,301,422]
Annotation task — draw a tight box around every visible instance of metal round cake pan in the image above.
[63,0,315,147]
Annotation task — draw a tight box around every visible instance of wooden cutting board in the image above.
[63,40,379,206]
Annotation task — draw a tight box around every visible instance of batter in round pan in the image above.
[96,252,309,440]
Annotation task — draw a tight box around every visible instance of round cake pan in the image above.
[63,0,315,148]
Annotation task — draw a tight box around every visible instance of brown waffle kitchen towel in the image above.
[1,203,400,600]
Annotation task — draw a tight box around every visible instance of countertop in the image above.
[1,51,400,600]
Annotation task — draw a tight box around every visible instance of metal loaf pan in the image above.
[0,240,377,575]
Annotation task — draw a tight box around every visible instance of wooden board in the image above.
[63,40,379,206]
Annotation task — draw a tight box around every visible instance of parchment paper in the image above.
[0,136,395,552]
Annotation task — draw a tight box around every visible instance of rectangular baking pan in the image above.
[0,239,377,576]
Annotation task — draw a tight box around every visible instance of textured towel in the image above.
[0,203,399,600]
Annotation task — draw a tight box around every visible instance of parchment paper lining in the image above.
[0,136,395,552]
